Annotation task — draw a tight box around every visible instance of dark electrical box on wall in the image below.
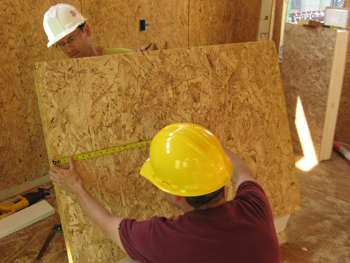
[140,20,146,31]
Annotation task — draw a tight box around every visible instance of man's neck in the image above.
[83,46,102,57]
[196,198,226,211]
[182,198,226,213]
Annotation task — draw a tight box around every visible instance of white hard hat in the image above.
[43,3,87,48]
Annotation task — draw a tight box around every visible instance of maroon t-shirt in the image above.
[119,181,281,263]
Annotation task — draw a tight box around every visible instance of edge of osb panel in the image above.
[266,40,302,217]
[33,68,52,163]
[34,64,74,263]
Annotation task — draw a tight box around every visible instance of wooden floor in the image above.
[281,144,350,263]
[1,146,349,263]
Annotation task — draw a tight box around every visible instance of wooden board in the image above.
[281,23,348,161]
[36,41,301,262]
[272,0,283,53]
[0,200,54,239]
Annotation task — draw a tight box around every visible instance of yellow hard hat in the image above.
[43,4,87,48]
[140,123,233,196]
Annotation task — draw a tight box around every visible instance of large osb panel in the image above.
[36,41,301,262]
[189,0,261,47]
[334,7,350,143]
[281,24,337,159]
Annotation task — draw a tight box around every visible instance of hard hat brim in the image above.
[140,158,153,180]
[46,21,86,48]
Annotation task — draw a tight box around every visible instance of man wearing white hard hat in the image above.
[43,3,146,58]
[50,123,280,263]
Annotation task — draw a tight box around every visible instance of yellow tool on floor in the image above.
[0,188,50,219]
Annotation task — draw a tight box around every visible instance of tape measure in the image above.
[52,139,152,165]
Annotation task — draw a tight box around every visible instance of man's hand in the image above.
[49,157,83,193]
[49,156,126,251]
[223,147,256,189]
[133,45,147,52]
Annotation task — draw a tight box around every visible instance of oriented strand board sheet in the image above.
[281,23,348,161]
[36,41,301,262]
[0,0,56,192]
[189,0,261,47]
[233,0,261,43]
[84,0,189,51]
[334,7,350,144]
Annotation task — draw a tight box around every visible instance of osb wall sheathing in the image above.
[0,0,67,192]
[189,0,261,47]
[281,24,337,159]
[84,0,189,51]
[233,0,262,43]
[335,5,350,144]
[36,41,301,262]
[2,0,262,193]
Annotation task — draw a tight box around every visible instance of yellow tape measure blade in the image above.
[52,140,152,165]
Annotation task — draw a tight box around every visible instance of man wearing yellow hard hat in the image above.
[50,123,280,263]
[43,3,146,58]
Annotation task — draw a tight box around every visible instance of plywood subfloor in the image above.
[1,147,349,263]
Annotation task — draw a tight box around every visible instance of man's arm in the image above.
[223,147,256,189]
[49,157,126,251]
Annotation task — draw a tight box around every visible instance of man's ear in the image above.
[173,195,182,203]
[83,24,92,37]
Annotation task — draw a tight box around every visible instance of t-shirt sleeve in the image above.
[119,217,158,262]
[234,180,274,223]
[101,47,133,55]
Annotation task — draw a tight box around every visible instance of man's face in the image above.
[56,26,91,58]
